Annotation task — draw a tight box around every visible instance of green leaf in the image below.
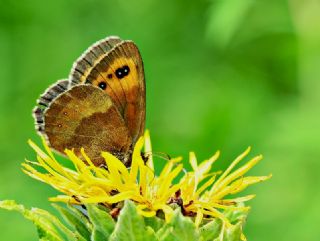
[53,204,92,240]
[199,218,222,241]
[212,222,242,241]
[109,200,157,241]
[85,204,115,241]
[1,200,249,241]
[199,206,248,241]
[224,206,249,225]
[224,222,242,241]
[34,207,87,241]
[156,209,199,241]
[144,216,165,232]
[0,200,71,241]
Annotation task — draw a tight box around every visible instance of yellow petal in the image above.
[65,149,91,176]
[211,153,262,195]
[196,174,217,197]
[159,183,182,204]
[158,164,183,197]
[82,191,133,204]
[102,152,130,181]
[180,173,196,203]
[217,194,256,204]
[195,209,204,227]
[228,175,272,195]
[161,204,174,222]
[29,139,75,180]
[189,152,198,171]
[159,157,182,180]
[144,130,154,170]
[49,195,80,204]
[80,148,109,178]
[210,203,250,211]
[136,204,156,217]
[241,233,247,241]
[137,209,156,217]
[202,207,231,227]
[129,137,145,182]
[196,150,220,181]
[36,156,64,180]
[210,147,251,194]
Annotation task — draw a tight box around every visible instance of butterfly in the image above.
[33,36,146,167]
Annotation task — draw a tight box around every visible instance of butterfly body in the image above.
[33,36,145,166]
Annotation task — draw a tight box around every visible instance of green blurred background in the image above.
[1,0,319,240]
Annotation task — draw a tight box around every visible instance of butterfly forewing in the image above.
[69,38,146,144]
[69,36,122,85]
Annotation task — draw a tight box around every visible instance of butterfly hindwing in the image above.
[33,79,69,134]
[38,85,132,166]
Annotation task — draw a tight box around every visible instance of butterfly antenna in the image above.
[142,151,186,175]
[182,167,188,175]
[142,151,171,161]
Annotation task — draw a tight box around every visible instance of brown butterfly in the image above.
[33,36,146,166]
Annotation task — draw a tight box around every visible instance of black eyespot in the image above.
[123,65,130,74]
[98,81,107,90]
[115,65,130,79]
[115,68,123,78]
[107,73,113,79]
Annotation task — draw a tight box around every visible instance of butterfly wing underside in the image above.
[69,37,146,145]
[35,84,132,166]
[33,36,145,166]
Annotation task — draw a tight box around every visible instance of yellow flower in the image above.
[23,130,271,229]
[179,147,271,229]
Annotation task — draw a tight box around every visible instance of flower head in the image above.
[23,130,271,230]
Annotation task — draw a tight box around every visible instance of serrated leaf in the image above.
[212,222,243,241]
[85,204,115,241]
[199,218,222,241]
[144,216,165,232]
[109,200,157,241]
[0,200,69,241]
[36,225,61,241]
[224,206,249,225]
[224,222,242,241]
[34,207,87,241]
[199,206,248,241]
[157,209,199,241]
[53,204,92,240]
